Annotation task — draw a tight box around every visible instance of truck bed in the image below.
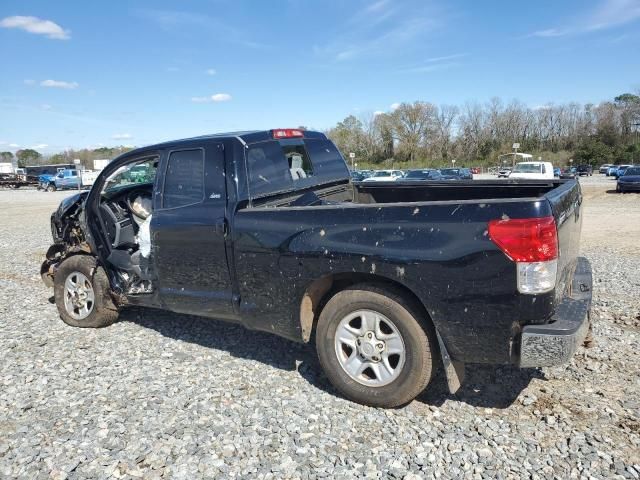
[353,179,566,203]
[234,178,582,365]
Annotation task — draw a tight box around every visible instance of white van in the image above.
[508,161,554,180]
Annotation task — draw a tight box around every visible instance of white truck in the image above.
[508,161,555,180]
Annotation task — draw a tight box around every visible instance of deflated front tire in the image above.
[53,255,119,328]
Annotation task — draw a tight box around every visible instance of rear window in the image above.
[246,138,349,199]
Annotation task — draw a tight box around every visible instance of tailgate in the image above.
[543,179,582,301]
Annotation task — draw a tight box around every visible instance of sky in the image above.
[1,0,639,154]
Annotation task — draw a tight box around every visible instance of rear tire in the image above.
[54,255,119,328]
[315,284,436,407]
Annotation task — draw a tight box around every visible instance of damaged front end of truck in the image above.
[40,191,92,288]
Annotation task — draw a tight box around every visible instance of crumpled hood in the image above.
[56,191,88,219]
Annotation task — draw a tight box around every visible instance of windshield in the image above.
[373,171,391,177]
[624,167,640,175]
[440,168,459,175]
[512,163,542,173]
[405,170,430,178]
[102,157,158,193]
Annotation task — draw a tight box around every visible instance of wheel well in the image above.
[299,272,434,342]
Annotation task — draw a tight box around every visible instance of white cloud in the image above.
[40,104,52,110]
[30,144,48,149]
[24,79,36,85]
[192,93,232,103]
[205,68,216,76]
[587,0,640,31]
[530,28,568,38]
[0,16,70,40]
[9,143,20,148]
[40,79,79,89]
[529,0,640,38]
[399,62,461,74]
[211,93,231,102]
[112,133,133,140]
[390,102,401,111]
[316,4,441,62]
[373,111,384,116]
[366,0,391,14]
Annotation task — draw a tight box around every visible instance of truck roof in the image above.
[128,129,328,156]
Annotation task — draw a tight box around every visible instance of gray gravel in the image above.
[0,185,639,479]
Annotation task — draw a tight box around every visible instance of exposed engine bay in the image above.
[99,185,154,294]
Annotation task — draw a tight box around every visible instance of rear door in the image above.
[151,141,236,319]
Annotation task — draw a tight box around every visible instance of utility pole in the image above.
[634,122,640,163]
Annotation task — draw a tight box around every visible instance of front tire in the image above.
[53,255,119,328]
[47,184,56,192]
[316,284,436,407]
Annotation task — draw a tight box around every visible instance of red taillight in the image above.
[488,216,558,262]
[272,128,304,139]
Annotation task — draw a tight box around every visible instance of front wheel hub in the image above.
[63,271,95,320]
[357,331,385,361]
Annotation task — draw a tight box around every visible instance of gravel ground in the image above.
[0,179,638,479]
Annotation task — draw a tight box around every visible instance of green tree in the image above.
[15,149,42,168]
[573,139,613,166]
[0,151,14,162]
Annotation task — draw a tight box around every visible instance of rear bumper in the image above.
[519,257,592,368]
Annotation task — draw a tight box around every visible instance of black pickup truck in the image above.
[41,129,592,407]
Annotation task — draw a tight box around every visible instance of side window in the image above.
[541,164,546,174]
[163,149,204,208]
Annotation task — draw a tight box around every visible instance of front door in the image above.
[151,142,235,319]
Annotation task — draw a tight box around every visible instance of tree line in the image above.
[2,91,639,171]
[326,92,640,169]
[0,146,134,170]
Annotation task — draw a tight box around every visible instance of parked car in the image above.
[508,161,555,180]
[399,169,443,181]
[470,167,480,175]
[362,169,404,182]
[439,168,473,180]
[350,170,368,182]
[576,165,593,176]
[41,128,592,408]
[613,165,632,179]
[599,164,613,174]
[497,167,511,178]
[606,165,618,176]
[553,167,561,178]
[560,167,577,179]
[616,166,640,193]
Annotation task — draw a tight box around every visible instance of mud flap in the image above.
[436,330,465,394]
